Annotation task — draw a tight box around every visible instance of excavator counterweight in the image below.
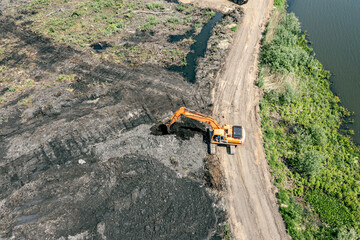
[165,107,245,154]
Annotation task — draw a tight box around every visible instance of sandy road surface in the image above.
[211,0,290,239]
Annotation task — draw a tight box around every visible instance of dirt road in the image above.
[212,0,290,239]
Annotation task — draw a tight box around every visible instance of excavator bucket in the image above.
[158,124,170,134]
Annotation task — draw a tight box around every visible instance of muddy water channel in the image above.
[288,0,360,144]
[169,12,223,83]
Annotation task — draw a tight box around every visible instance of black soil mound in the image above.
[0,155,218,239]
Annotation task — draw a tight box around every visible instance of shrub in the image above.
[336,226,359,240]
[231,25,238,32]
[224,222,231,240]
[265,89,280,103]
[8,87,16,92]
[306,190,352,227]
[280,82,294,104]
[146,3,165,11]
[265,126,276,140]
[261,13,310,73]
[274,0,285,7]
[176,4,186,12]
[167,17,179,23]
[138,16,159,31]
[277,189,290,203]
[205,10,215,18]
[293,127,312,151]
[296,151,323,178]
[257,77,264,88]
[148,16,159,26]
[310,125,327,146]
[262,45,309,73]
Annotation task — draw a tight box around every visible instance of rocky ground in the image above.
[0,0,241,239]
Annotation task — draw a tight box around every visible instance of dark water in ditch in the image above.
[169,12,223,83]
[287,0,360,144]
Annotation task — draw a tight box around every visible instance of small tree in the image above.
[297,151,323,178]
[310,125,327,146]
[337,226,359,240]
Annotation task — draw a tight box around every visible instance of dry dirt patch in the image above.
[179,0,238,14]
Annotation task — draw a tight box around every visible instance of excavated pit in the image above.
[151,119,207,141]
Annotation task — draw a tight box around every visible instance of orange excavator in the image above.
[165,107,245,155]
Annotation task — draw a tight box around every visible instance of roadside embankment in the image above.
[259,1,360,238]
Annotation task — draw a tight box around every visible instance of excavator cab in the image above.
[232,126,244,140]
[209,125,245,154]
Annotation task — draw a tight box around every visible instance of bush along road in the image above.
[258,0,360,238]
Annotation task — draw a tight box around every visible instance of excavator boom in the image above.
[166,107,221,130]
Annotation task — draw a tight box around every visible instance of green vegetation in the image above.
[11,0,213,68]
[167,17,180,23]
[231,25,238,32]
[146,2,165,11]
[23,0,128,45]
[223,222,231,240]
[18,96,33,106]
[18,0,207,48]
[138,16,159,31]
[8,87,16,92]
[205,10,215,18]
[56,74,76,83]
[259,3,360,239]
[176,3,186,12]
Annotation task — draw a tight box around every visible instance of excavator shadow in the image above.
[152,123,236,155]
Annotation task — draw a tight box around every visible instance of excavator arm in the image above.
[166,107,221,130]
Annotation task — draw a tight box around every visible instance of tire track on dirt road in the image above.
[212,0,289,239]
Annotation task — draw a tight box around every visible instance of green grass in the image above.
[223,222,231,240]
[138,16,159,31]
[8,87,17,92]
[259,3,360,239]
[205,10,215,19]
[231,25,238,32]
[306,190,352,227]
[167,17,180,23]
[56,74,76,83]
[146,2,165,11]
[22,0,135,45]
[176,4,186,12]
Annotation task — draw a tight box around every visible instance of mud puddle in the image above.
[169,12,224,83]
